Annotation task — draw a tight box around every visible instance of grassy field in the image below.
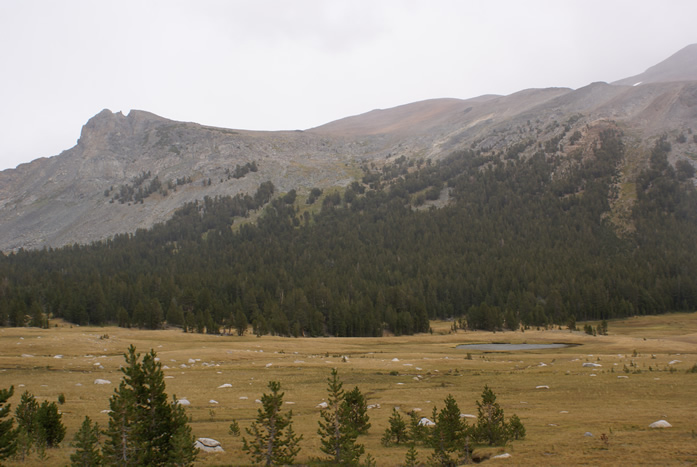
[1,314,696,466]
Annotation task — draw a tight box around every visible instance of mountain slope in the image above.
[613,43,697,86]
[1,45,697,252]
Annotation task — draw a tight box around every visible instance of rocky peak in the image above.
[77,109,168,151]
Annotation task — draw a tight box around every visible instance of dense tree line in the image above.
[1,130,697,335]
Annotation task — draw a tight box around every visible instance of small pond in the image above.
[456,343,572,351]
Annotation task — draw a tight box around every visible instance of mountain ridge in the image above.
[1,45,697,252]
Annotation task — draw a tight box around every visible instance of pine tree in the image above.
[235,309,248,336]
[403,443,419,467]
[14,391,39,459]
[103,345,197,466]
[36,400,65,448]
[102,380,137,465]
[70,416,102,466]
[381,409,407,446]
[507,414,526,441]
[407,411,428,444]
[317,368,364,465]
[0,386,18,462]
[242,381,303,466]
[474,385,509,446]
[342,386,371,435]
[428,394,470,467]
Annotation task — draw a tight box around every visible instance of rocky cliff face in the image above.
[2,46,697,252]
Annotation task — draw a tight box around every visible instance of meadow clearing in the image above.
[1,313,696,466]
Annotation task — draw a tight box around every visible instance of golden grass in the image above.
[1,313,696,466]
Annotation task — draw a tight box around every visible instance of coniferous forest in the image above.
[1,129,697,336]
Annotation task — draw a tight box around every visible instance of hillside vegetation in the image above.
[1,127,697,336]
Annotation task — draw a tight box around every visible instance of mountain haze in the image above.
[1,45,697,252]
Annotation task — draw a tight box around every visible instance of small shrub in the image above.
[57,394,65,405]
[228,419,240,437]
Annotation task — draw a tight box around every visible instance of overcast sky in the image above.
[1,0,696,171]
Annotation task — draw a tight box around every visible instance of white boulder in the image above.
[94,379,111,385]
[649,420,672,428]
[195,438,224,452]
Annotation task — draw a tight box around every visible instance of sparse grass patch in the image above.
[0,314,696,465]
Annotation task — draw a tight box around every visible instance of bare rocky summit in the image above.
[1,45,697,252]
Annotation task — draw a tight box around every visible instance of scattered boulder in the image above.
[218,383,232,389]
[177,398,191,406]
[392,358,400,362]
[209,400,218,404]
[584,432,593,437]
[317,402,328,409]
[583,363,602,367]
[195,438,224,453]
[418,417,435,427]
[536,385,550,389]
[492,453,512,459]
[94,379,111,385]
[649,420,672,428]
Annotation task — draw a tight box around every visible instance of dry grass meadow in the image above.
[1,314,696,466]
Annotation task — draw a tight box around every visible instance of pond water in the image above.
[456,343,572,351]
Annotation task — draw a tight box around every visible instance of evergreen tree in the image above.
[70,416,102,466]
[242,380,303,466]
[507,414,526,441]
[235,309,248,336]
[102,379,137,465]
[0,386,18,462]
[36,400,65,448]
[103,345,197,466]
[14,391,39,459]
[342,386,371,435]
[407,411,428,444]
[403,443,419,467]
[428,394,470,466]
[474,385,509,446]
[317,368,364,465]
[381,409,407,446]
